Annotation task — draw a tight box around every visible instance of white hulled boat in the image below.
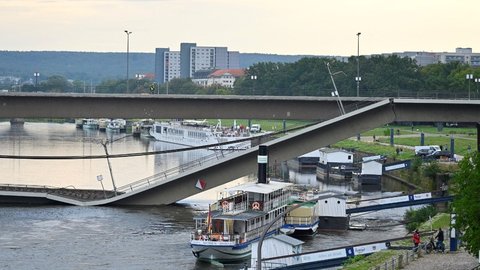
[132,119,155,137]
[190,146,292,263]
[98,118,111,131]
[150,120,261,150]
[82,118,99,129]
[106,121,121,132]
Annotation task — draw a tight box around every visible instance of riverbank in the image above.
[402,249,479,270]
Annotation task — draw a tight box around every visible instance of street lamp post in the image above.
[251,75,257,95]
[356,32,361,97]
[124,30,132,93]
[256,197,321,270]
[466,74,473,100]
[33,72,40,88]
[475,78,480,99]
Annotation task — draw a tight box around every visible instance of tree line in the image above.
[234,56,480,98]
[8,55,480,98]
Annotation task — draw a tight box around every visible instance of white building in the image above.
[192,69,245,88]
[164,51,181,82]
[391,47,480,67]
[318,148,353,166]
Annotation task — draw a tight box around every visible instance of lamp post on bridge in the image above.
[124,30,132,93]
[33,72,40,88]
[475,78,479,99]
[356,32,361,97]
[250,75,257,95]
[466,73,473,100]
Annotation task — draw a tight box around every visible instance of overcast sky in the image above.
[1,0,478,56]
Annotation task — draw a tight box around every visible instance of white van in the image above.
[414,145,441,156]
[250,124,261,133]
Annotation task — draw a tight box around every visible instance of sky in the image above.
[1,0,479,56]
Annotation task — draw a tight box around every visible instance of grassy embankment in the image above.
[342,213,450,270]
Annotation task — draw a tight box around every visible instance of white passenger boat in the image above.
[132,119,155,137]
[82,118,99,129]
[149,120,261,150]
[98,118,111,131]
[106,121,121,132]
[190,146,293,263]
[111,119,127,132]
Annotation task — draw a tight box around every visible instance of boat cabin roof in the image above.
[223,180,292,195]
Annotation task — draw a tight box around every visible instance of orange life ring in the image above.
[252,201,261,210]
[222,200,229,208]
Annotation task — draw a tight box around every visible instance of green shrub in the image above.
[342,255,365,266]
[404,205,437,232]
[423,160,440,181]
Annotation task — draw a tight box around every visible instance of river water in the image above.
[0,122,413,270]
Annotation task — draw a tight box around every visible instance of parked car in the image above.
[250,124,261,133]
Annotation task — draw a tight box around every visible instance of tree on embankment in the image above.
[451,151,480,258]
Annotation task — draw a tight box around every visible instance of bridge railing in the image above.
[116,149,238,194]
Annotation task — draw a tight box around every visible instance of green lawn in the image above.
[377,136,475,156]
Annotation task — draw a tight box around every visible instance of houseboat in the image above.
[316,148,356,182]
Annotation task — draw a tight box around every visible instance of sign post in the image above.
[97,175,107,199]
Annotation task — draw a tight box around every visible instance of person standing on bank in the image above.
[435,228,445,253]
[413,229,421,252]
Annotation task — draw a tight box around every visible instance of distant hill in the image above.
[0,51,318,83]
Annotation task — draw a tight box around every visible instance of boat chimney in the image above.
[257,145,268,184]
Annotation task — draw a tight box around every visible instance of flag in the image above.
[195,179,206,190]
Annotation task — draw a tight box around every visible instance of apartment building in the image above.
[392,47,480,67]
[155,43,240,83]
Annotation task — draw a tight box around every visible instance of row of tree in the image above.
[235,56,480,98]
[9,55,480,98]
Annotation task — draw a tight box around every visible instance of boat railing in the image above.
[116,149,236,194]
[221,201,247,214]
[191,231,246,244]
[262,194,291,212]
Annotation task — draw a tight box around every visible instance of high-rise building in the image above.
[180,43,196,79]
[155,42,240,83]
[154,48,169,83]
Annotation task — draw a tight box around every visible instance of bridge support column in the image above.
[450,136,455,159]
[477,123,480,152]
[390,128,394,146]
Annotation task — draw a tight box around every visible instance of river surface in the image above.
[0,122,414,270]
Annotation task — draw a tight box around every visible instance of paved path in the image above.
[403,249,479,270]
